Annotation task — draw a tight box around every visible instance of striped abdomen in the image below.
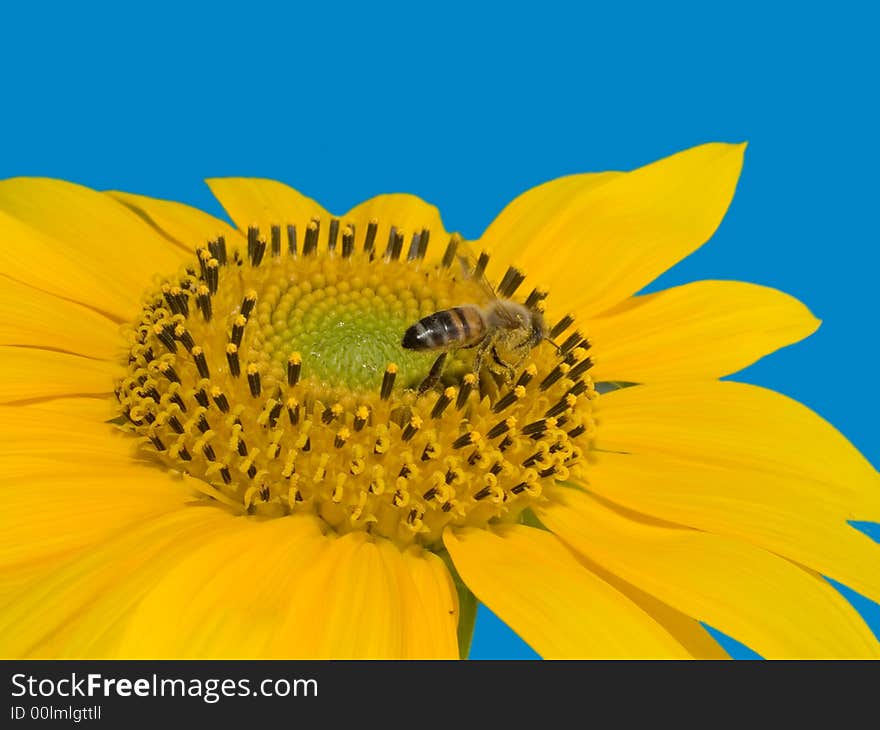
[401,306,486,351]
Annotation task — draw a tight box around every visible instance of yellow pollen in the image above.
[115,218,597,547]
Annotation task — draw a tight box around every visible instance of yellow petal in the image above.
[0,404,197,589]
[0,275,122,359]
[585,280,820,382]
[0,506,236,658]
[540,490,880,658]
[117,515,329,658]
[589,381,880,602]
[444,525,689,658]
[342,193,451,263]
[0,178,189,321]
[118,519,458,658]
[479,143,745,317]
[205,177,330,234]
[571,548,729,659]
[0,346,119,403]
[290,537,457,658]
[20,395,117,421]
[376,541,460,658]
[278,533,399,658]
[479,171,619,269]
[107,190,243,251]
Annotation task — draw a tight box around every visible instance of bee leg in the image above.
[491,345,516,383]
[472,338,492,374]
[418,352,448,395]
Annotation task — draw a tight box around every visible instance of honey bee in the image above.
[402,249,550,391]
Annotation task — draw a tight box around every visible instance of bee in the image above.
[401,250,550,392]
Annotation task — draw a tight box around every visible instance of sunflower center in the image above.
[116,217,595,548]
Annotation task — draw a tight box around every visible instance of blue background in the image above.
[1,1,876,658]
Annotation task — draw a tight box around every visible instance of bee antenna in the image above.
[543,336,562,353]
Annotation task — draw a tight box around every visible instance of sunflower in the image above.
[1,142,877,659]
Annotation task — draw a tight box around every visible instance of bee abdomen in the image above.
[402,307,483,351]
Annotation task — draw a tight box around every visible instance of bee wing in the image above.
[455,242,520,327]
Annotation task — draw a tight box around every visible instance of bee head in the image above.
[529,310,547,346]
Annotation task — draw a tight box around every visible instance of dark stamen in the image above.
[287,224,298,255]
[550,314,575,339]
[441,233,461,268]
[492,386,523,413]
[487,418,514,439]
[196,285,212,321]
[364,219,378,255]
[497,267,525,298]
[521,419,548,435]
[287,353,302,386]
[473,251,490,280]
[250,237,266,266]
[417,228,430,259]
[524,288,548,309]
[385,228,404,261]
[170,392,187,413]
[402,418,421,441]
[230,315,247,347]
[226,344,241,377]
[303,220,319,255]
[456,374,476,409]
[174,325,194,352]
[159,362,180,383]
[545,393,577,419]
[270,225,281,257]
[206,259,219,293]
[342,225,355,258]
[192,347,210,379]
[287,400,300,425]
[516,366,536,389]
[406,231,422,261]
[156,323,177,353]
[568,357,594,380]
[560,331,584,354]
[247,364,261,397]
[240,291,257,319]
[431,387,455,418]
[540,364,567,391]
[327,218,340,252]
[247,226,259,261]
[380,364,397,400]
[212,389,230,412]
[210,235,227,265]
